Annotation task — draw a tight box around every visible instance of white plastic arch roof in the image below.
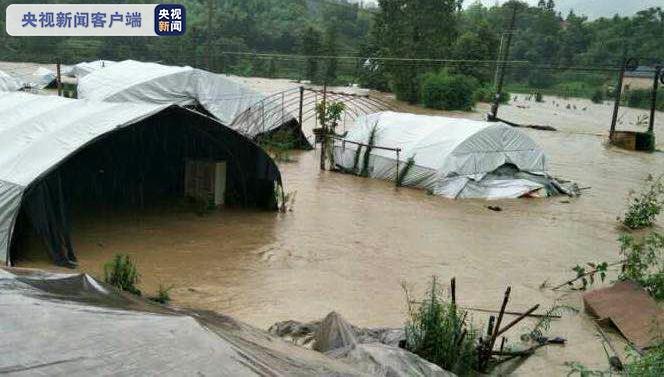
[0,92,171,264]
[0,70,23,92]
[77,60,294,137]
[335,112,547,197]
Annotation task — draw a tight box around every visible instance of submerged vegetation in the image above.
[103,254,141,296]
[620,175,664,230]
[258,129,299,163]
[619,233,664,300]
[150,284,174,304]
[402,277,478,376]
[359,124,378,177]
[397,156,416,187]
[561,178,664,297]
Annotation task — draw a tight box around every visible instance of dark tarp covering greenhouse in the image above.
[0,92,282,267]
[0,268,366,376]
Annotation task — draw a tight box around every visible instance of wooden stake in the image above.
[56,60,62,97]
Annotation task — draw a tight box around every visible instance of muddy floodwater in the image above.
[20,80,664,376]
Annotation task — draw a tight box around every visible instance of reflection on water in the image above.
[20,83,664,375]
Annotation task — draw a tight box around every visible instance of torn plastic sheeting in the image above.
[0,268,368,376]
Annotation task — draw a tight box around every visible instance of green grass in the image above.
[403,277,478,376]
[103,254,141,295]
[150,284,174,304]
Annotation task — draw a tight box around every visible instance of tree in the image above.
[546,0,555,12]
[323,25,339,83]
[372,0,459,103]
[301,26,322,82]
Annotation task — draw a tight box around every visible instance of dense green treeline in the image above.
[0,0,663,104]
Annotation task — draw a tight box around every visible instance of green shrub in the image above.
[403,277,478,376]
[625,89,664,111]
[626,341,664,376]
[619,233,664,300]
[535,92,544,102]
[621,175,664,230]
[591,89,604,104]
[421,71,478,111]
[392,68,423,104]
[527,70,556,89]
[104,254,141,295]
[473,86,510,104]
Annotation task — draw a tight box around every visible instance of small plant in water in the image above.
[397,156,416,187]
[402,277,478,376]
[620,175,664,230]
[150,284,174,304]
[619,232,664,300]
[104,254,141,295]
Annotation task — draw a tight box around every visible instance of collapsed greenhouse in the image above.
[0,92,282,267]
[334,112,578,200]
[77,60,310,147]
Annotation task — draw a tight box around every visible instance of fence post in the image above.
[298,86,304,133]
[56,59,62,97]
[395,149,400,187]
[648,66,662,134]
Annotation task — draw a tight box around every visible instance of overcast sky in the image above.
[358,0,662,19]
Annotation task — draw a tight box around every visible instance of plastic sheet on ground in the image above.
[0,268,368,376]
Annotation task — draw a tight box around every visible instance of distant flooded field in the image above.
[20,77,664,376]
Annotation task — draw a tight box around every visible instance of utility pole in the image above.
[610,58,637,138]
[610,59,628,137]
[489,4,518,121]
[648,66,662,135]
[493,34,505,89]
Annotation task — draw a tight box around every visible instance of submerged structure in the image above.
[77,60,309,147]
[0,92,282,266]
[334,112,576,200]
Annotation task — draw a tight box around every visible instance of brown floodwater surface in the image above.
[19,80,664,376]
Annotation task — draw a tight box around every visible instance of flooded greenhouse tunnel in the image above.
[7,79,664,376]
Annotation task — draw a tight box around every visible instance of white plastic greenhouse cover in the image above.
[66,60,117,78]
[0,92,172,264]
[0,70,23,92]
[334,112,549,199]
[77,60,295,137]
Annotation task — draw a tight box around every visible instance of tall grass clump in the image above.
[104,254,141,295]
[150,284,174,304]
[397,156,416,187]
[403,277,478,376]
[620,175,664,230]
